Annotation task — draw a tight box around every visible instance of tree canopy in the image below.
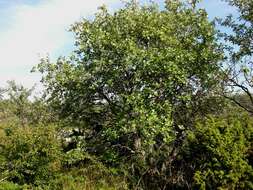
[35,1,225,188]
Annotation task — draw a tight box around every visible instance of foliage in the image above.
[1,0,253,189]
[183,114,253,189]
[0,81,56,127]
[221,0,253,113]
[224,0,253,59]
[0,182,23,190]
[0,125,62,187]
[5,80,34,126]
[51,163,128,190]
[35,1,223,188]
[0,88,5,100]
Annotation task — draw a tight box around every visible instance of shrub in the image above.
[0,125,62,187]
[0,182,23,190]
[183,114,253,189]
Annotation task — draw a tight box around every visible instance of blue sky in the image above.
[0,0,237,90]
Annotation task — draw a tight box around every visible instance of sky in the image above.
[0,0,237,90]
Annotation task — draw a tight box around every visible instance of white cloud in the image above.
[0,0,119,89]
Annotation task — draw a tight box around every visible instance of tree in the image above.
[221,0,253,113]
[5,81,34,126]
[36,0,223,188]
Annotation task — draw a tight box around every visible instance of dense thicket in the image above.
[0,0,253,189]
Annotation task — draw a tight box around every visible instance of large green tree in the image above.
[36,0,223,188]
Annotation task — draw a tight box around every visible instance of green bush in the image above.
[183,114,253,189]
[51,148,128,190]
[0,182,23,190]
[0,126,128,189]
[0,125,62,187]
[50,168,128,190]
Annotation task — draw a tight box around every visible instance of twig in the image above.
[0,177,8,183]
